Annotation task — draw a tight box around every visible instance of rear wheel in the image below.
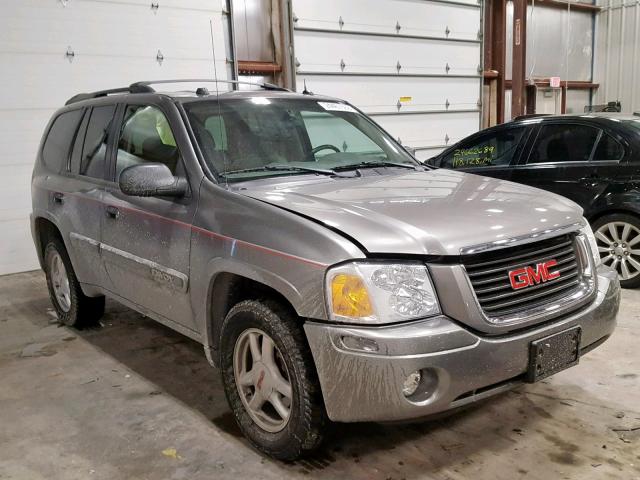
[44,238,105,327]
[219,300,326,460]
[592,213,640,288]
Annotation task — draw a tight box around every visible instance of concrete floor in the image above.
[0,271,638,480]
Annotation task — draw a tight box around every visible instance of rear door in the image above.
[435,125,530,180]
[100,100,198,333]
[511,122,607,210]
[61,104,116,289]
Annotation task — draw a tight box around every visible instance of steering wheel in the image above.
[312,144,341,156]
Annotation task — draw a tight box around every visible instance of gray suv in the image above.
[31,80,620,460]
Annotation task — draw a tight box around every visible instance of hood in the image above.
[233,169,584,256]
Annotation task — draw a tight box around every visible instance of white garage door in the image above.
[0,0,233,275]
[290,0,483,160]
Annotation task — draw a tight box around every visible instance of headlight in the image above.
[325,262,440,324]
[580,220,601,267]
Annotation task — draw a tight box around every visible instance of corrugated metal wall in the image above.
[594,0,640,112]
[505,0,596,119]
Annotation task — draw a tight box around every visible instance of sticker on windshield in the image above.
[317,102,357,113]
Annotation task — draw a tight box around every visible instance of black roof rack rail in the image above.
[65,79,289,105]
[65,87,136,105]
[129,79,289,93]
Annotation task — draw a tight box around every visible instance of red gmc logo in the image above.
[508,260,561,290]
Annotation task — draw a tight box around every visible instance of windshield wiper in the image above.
[334,161,418,171]
[222,164,343,177]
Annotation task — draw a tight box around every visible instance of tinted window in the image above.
[528,124,599,164]
[441,127,526,169]
[116,105,180,180]
[593,133,624,161]
[80,105,116,179]
[70,110,90,174]
[42,110,84,172]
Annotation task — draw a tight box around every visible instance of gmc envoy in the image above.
[31,80,620,460]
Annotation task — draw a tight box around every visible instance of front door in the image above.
[100,102,198,332]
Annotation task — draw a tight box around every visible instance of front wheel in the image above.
[219,300,326,460]
[592,213,640,288]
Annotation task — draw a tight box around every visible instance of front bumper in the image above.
[304,265,620,422]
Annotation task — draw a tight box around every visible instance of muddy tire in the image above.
[43,237,105,328]
[219,300,327,460]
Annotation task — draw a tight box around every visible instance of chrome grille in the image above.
[463,234,583,318]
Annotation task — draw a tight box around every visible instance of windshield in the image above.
[184,97,418,181]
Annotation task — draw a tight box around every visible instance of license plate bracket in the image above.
[527,326,582,383]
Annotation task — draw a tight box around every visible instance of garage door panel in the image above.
[0,53,228,111]
[372,111,480,148]
[297,75,479,113]
[0,166,36,215]
[0,110,53,166]
[414,147,445,161]
[295,31,480,75]
[294,0,480,41]
[0,218,40,275]
[2,3,228,70]
[1,1,233,274]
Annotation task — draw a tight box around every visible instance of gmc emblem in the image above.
[509,260,561,290]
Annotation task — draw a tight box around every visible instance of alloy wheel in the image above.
[49,251,71,312]
[233,328,293,433]
[595,221,640,281]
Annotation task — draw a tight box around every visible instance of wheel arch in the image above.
[33,216,65,268]
[587,208,640,226]
[203,265,312,367]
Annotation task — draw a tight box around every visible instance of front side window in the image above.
[440,127,526,169]
[184,98,417,181]
[80,105,116,179]
[42,109,84,173]
[528,124,599,164]
[115,105,180,180]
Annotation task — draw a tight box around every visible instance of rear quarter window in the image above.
[41,110,84,172]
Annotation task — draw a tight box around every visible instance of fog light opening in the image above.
[402,371,421,397]
[402,368,440,403]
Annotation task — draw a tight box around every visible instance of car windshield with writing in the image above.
[184,97,419,181]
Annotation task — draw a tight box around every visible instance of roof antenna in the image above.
[302,79,313,95]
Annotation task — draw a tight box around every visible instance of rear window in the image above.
[41,110,84,172]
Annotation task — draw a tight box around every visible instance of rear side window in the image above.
[80,105,116,179]
[593,133,624,161]
[528,124,599,164]
[41,110,84,172]
[441,127,526,169]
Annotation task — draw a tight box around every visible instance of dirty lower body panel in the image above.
[305,265,620,423]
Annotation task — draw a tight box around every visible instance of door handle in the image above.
[53,192,64,204]
[106,205,119,219]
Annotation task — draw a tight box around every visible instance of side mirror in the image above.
[119,163,188,198]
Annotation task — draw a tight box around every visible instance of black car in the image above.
[427,113,640,288]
